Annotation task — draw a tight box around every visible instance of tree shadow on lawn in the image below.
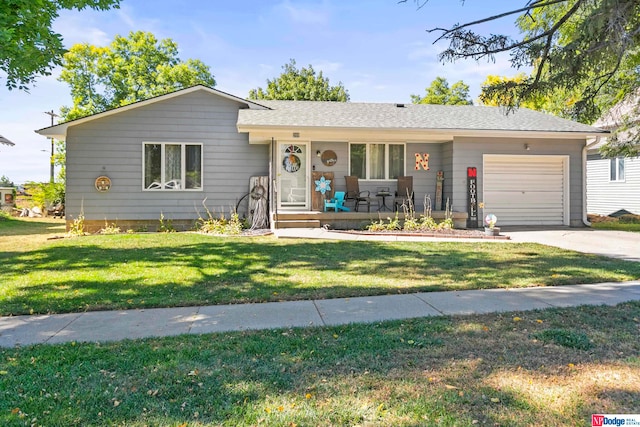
[1,303,638,426]
[0,217,66,237]
[2,238,640,315]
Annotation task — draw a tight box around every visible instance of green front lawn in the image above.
[1,218,639,316]
[591,222,640,232]
[1,302,639,426]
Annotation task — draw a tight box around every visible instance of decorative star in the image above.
[315,176,331,194]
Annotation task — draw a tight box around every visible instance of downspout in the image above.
[582,136,601,226]
[270,137,277,232]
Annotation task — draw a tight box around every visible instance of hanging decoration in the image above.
[415,153,430,170]
[95,175,112,192]
[315,176,331,194]
[283,145,302,173]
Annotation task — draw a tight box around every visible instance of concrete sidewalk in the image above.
[1,281,639,348]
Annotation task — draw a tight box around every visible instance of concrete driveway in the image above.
[504,228,640,262]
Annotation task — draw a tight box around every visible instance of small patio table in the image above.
[376,191,392,211]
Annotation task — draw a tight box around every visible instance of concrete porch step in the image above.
[274,219,321,229]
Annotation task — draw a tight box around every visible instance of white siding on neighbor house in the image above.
[587,154,640,215]
[452,137,585,227]
[65,90,269,222]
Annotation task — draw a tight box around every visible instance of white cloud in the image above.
[116,5,163,35]
[53,14,110,46]
[310,60,342,73]
[274,0,331,26]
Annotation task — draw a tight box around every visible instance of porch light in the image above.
[524,143,530,151]
[316,150,322,157]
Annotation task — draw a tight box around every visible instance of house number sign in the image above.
[467,167,478,228]
[95,175,112,192]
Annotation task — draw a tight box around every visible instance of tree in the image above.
[404,0,640,154]
[0,175,14,187]
[58,31,216,120]
[411,77,472,105]
[479,73,577,115]
[248,59,349,102]
[0,0,120,90]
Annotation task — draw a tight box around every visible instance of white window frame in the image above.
[609,157,625,182]
[142,142,203,191]
[348,142,406,180]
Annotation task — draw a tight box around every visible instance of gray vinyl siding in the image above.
[453,136,586,227]
[311,141,349,191]
[65,91,268,222]
[310,141,443,210]
[441,142,454,209]
[587,154,640,215]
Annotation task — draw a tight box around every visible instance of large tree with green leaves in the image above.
[58,31,216,120]
[248,59,349,102]
[0,0,120,90]
[411,77,472,105]
[405,0,640,155]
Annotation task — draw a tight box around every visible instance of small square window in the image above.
[610,157,625,182]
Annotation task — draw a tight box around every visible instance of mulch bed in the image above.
[335,228,510,240]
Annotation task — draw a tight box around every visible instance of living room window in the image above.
[349,143,405,180]
[143,142,202,190]
[610,157,625,182]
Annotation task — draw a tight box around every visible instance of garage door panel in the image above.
[484,175,564,191]
[483,155,568,226]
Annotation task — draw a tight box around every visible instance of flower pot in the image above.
[484,227,500,236]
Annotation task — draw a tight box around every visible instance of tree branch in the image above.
[427,0,570,43]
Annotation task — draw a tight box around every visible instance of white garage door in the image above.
[483,155,569,226]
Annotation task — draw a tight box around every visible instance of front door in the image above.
[278,142,309,210]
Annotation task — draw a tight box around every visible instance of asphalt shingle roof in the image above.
[238,100,604,134]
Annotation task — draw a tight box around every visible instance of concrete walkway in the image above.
[1,281,639,348]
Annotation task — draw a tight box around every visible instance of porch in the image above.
[272,210,469,230]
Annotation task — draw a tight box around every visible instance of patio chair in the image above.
[344,176,374,212]
[324,191,350,212]
[394,176,414,211]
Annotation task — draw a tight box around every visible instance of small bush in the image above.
[533,328,593,350]
[618,214,640,224]
[99,220,121,235]
[158,212,175,233]
[68,213,86,236]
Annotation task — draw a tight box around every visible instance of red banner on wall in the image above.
[467,167,478,228]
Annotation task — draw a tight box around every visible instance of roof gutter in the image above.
[583,136,601,226]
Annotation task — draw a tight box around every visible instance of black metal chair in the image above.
[344,176,374,212]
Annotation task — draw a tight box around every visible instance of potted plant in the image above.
[484,213,500,236]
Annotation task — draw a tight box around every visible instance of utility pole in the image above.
[44,110,58,183]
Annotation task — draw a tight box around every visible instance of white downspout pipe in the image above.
[583,136,601,226]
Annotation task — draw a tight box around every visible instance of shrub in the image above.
[99,220,121,235]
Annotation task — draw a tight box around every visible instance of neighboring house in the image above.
[36,85,604,232]
[587,96,640,216]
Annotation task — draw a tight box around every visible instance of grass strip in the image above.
[1,302,638,426]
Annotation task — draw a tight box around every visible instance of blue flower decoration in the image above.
[315,176,331,194]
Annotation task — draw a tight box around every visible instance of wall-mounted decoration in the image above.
[415,153,430,170]
[467,167,478,228]
[95,175,112,192]
[283,145,302,173]
[315,175,332,194]
[321,150,337,166]
[436,170,444,210]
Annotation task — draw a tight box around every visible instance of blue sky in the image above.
[0,0,523,184]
